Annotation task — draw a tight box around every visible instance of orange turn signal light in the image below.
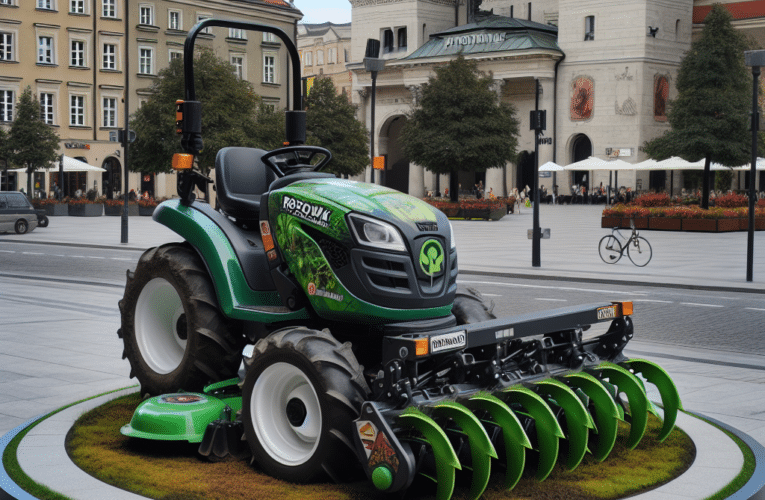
[262,233,274,253]
[415,338,429,357]
[172,153,194,170]
[616,301,633,316]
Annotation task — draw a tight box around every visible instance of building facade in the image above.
[0,0,301,199]
[297,21,352,100]
[348,0,764,198]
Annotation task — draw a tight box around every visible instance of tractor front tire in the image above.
[118,243,243,396]
[242,327,369,483]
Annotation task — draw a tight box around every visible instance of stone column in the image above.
[485,168,504,197]
[409,163,425,198]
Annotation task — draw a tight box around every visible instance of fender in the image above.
[153,199,309,323]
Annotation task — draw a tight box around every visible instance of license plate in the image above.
[431,331,467,353]
[597,305,618,320]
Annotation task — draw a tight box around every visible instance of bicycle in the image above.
[598,218,653,267]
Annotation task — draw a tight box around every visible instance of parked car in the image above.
[0,191,39,234]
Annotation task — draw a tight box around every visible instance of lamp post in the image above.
[364,39,384,184]
[530,80,546,268]
[121,0,130,244]
[744,50,765,282]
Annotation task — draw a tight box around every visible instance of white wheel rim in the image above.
[134,277,186,374]
[251,362,322,466]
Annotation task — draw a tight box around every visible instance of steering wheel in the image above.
[260,146,332,177]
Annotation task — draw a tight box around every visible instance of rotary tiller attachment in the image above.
[353,360,682,500]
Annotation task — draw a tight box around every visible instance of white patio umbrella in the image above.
[539,161,564,171]
[8,155,105,173]
[563,156,633,171]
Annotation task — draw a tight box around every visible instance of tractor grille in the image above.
[304,226,349,269]
[361,256,410,291]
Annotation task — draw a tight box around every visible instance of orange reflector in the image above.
[283,141,290,146]
[172,153,194,170]
[415,338,429,356]
[262,233,274,252]
[175,100,184,121]
[620,301,633,316]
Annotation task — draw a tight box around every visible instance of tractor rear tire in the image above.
[118,243,243,396]
[452,285,496,324]
[242,327,370,483]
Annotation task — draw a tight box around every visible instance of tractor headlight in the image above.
[348,214,406,252]
[448,221,456,249]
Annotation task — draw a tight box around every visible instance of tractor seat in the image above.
[215,147,275,220]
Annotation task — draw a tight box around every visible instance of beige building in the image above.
[348,0,765,198]
[0,0,301,199]
[297,21,352,100]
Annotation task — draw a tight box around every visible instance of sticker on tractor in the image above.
[430,330,467,353]
[260,221,270,235]
[419,239,444,276]
[307,282,316,295]
[597,305,618,320]
[160,394,206,404]
[356,420,378,458]
[307,282,343,302]
[282,195,332,228]
[368,430,399,473]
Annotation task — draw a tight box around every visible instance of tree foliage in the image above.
[5,87,60,196]
[305,77,368,176]
[643,5,750,206]
[401,55,519,199]
[130,48,282,174]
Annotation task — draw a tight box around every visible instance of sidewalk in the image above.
[1,205,764,500]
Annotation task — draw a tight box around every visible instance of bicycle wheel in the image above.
[627,236,652,267]
[598,235,622,264]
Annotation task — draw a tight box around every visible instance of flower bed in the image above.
[31,198,69,216]
[603,203,765,232]
[422,198,506,220]
[103,198,139,216]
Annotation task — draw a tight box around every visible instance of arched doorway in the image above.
[101,157,122,199]
[516,150,535,195]
[380,115,409,193]
[571,134,592,188]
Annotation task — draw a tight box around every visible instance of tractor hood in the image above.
[276,178,443,232]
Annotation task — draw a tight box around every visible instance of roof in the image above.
[231,0,301,13]
[693,1,765,23]
[405,15,561,61]
[298,22,352,39]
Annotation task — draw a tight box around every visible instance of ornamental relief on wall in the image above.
[614,66,637,116]
[570,76,594,121]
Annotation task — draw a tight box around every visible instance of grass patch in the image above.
[2,386,136,500]
[67,394,695,500]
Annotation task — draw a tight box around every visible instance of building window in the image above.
[382,29,393,53]
[169,49,182,62]
[229,28,246,40]
[70,94,85,126]
[0,0,11,5]
[70,40,85,66]
[103,43,116,69]
[0,89,13,122]
[197,14,211,34]
[327,47,336,64]
[70,0,84,14]
[38,36,54,64]
[37,0,53,10]
[0,32,12,61]
[102,97,116,127]
[304,51,312,67]
[263,32,277,43]
[585,16,595,41]
[263,54,275,83]
[40,93,54,124]
[139,5,153,25]
[168,10,181,30]
[344,48,348,62]
[397,27,407,50]
[139,47,153,74]
[316,50,324,66]
[102,0,115,17]
[231,54,243,79]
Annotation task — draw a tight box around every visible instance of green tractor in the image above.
[118,19,683,500]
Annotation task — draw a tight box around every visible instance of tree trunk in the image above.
[450,172,459,202]
[701,155,711,209]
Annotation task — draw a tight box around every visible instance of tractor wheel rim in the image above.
[134,277,186,374]
[251,362,322,466]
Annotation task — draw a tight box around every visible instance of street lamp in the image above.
[744,50,765,282]
[364,39,385,184]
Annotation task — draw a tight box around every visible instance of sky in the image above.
[294,1,352,24]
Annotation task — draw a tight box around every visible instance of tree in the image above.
[643,4,750,208]
[130,48,282,175]
[401,55,520,201]
[5,87,60,198]
[305,77,368,177]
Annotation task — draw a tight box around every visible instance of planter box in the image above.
[716,219,739,232]
[68,203,103,217]
[104,204,139,216]
[440,206,460,218]
[460,208,506,221]
[649,217,682,231]
[43,204,68,216]
[601,216,620,229]
[682,218,718,232]
[621,217,648,229]
[139,205,156,216]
